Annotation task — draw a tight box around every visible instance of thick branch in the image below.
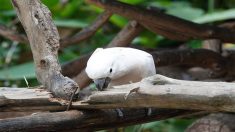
[0,109,193,132]
[86,0,235,43]
[0,87,196,131]
[80,74,235,112]
[12,0,78,99]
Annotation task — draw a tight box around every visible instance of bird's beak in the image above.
[94,77,111,91]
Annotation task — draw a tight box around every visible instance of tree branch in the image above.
[60,10,112,48]
[0,24,28,43]
[151,49,228,77]
[186,113,235,132]
[11,0,78,99]
[0,87,196,131]
[0,109,193,132]
[86,0,235,43]
[80,74,235,112]
[0,10,111,48]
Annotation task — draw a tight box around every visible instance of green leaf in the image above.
[193,9,235,23]
[0,62,36,80]
[120,0,145,5]
[166,2,204,21]
[110,15,128,28]
[54,19,88,28]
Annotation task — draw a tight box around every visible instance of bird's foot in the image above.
[115,108,124,118]
[145,108,152,116]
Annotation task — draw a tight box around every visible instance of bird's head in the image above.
[85,48,130,90]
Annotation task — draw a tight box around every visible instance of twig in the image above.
[0,24,28,44]
[60,10,112,48]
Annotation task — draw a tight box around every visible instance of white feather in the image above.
[85,47,156,86]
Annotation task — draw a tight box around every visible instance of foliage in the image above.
[0,0,235,131]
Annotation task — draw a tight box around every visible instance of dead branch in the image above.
[0,87,66,112]
[11,0,78,99]
[0,24,28,43]
[79,74,235,113]
[0,87,196,131]
[86,0,235,43]
[186,113,235,132]
[60,10,112,48]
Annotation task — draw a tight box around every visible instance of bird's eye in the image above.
[109,68,113,73]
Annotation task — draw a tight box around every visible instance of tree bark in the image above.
[11,0,78,99]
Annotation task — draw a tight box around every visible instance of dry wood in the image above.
[2,74,235,112]
[0,87,66,112]
[86,0,235,43]
[11,0,78,99]
[79,74,235,113]
[0,87,194,131]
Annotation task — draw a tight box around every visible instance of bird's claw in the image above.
[124,87,139,100]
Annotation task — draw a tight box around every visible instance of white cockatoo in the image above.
[85,47,156,90]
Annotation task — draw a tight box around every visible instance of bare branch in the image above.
[80,74,235,113]
[60,10,112,48]
[106,20,143,47]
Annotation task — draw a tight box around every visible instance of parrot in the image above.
[85,47,156,117]
[85,47,156,90]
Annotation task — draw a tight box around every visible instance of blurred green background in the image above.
[1,0,235,131]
